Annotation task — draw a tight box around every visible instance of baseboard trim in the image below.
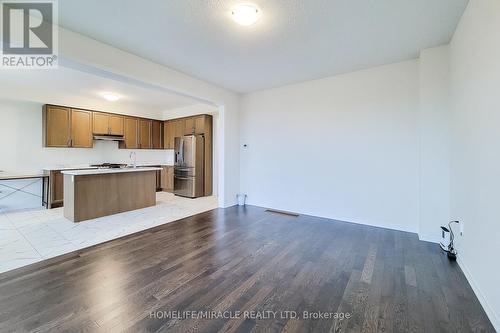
[244,201,418,234]
[418,233,440,244]
[457,257,500,331]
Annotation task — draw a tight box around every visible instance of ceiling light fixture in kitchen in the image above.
[101,93,120,102]
[231,3,260,26]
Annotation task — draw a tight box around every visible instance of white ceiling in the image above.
[0,67,199,118]
[58,0,468,93]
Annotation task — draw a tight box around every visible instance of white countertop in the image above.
[0,171,48,180]
[43,165,98,171]
[61,167,162,176]
[44,164,172,171]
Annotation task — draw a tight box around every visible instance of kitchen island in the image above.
[62,167,161,222]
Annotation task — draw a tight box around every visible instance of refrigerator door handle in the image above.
[180,138,185,166]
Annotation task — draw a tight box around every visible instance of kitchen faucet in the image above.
[129,152,137,168]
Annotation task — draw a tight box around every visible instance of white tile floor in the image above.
[0,192,218,274]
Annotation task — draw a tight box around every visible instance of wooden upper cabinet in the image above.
[109,114,124,135]
[121,117,138,149]
[138,119,152,149]
[44,105,71,147]
[44,105,207,151]
[163,120,175,149]
[93,112,124,136]
[174,119,185,139]
[93,112,109,135]
[70,109,93,148]
[44,105,92,148]
[152,120,163,149]
[184,117,195,135]
[194,115,206,134]
[183,115,207,135]
[164,119,183,149]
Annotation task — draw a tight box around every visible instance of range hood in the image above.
[93,135,125,142]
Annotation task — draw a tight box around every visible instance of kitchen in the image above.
[42,105,213,211]
[0,67,219,273]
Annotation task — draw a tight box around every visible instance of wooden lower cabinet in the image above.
[64,171,157,222]
[49,166,172,208]
[48,170,64,208]
[161,166,174,192]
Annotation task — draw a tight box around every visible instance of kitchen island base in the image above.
[63,169,158,222]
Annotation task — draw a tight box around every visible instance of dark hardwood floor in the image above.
[0,205,494,332]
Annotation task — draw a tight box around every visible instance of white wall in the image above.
[449,0,500,329]
[163,104,218,120]
[240,60,420,232]
[418,46,451,242]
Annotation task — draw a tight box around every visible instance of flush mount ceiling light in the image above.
[231,3,260,26]
[101,93,120,102]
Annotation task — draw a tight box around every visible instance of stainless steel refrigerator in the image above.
[174,135,205,198]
